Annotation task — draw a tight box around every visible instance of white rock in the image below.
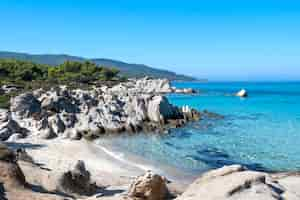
[0,109,26,141]
[7,133,23,142]
[6,78,199,139]
[128,171,169,200]
[147,96,180,122]
[236,89,248,97]
[176,165,300,200]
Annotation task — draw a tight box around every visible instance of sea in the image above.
[96,82,300,181]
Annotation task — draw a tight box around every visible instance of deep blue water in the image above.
[97,82,300,177]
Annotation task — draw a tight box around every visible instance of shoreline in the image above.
[94,140,198,184]
[3,136,300,200]
[6,136,190,194]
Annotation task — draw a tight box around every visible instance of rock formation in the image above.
[57,160,97,196]
[111,77,196,94]
[0,143,67,200]
[128,171,169,200]
[0,109,27,141]
[1,78,200,141]
[176,165,300,200]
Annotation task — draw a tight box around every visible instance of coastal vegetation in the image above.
[0,51,197,81]
[0,59,120,83]
[0,59,120,108]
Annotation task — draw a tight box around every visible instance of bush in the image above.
[0,59,120,85]
[0,59,49,81]
[0,95,10,109]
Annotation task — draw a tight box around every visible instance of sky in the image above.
[0,0,300,81]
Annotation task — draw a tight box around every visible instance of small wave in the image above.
[95,143,158,172]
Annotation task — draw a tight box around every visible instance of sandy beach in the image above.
[4,136,187,199]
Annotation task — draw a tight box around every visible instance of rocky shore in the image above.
[1,78,199,141]
[1,78,299,200]
[1,140,300,200]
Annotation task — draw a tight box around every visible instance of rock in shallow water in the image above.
[236,89,248,97]
[147,96,182,123]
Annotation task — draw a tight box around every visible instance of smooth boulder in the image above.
[147,96,181,123]
[128,171,169,200]
[176,165,300,200]
[0,143,26,189]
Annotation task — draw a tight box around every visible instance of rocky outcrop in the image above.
[2,79,200,140]
[147,96,182,123]
[57,160,97,196]
[0,143,16,162]
[0,143,70,200]
[10,93,41,118]
[0,159,26,189]
[111,77,196,94]
[1,84,23,94]
[176,165,300,200]
[0,109,27,141]
[128,171,169,200]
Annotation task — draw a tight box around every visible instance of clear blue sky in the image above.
[1,0,300,81]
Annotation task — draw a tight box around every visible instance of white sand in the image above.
[5,137,187,199]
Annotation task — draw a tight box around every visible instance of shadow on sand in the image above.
[4,142,45,150]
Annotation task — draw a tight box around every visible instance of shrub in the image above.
[0,59,120,85]
[0,95,10,109]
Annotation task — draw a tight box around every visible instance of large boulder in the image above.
[48,114,66,136]
[128,171,169,200]
[0,143,16,162]
[0,109,27,141]
[57,160,97,196]
[0,143,69,200]
[40,91,79,113]
[0,160,26,189]
[0,144,26,189]
[176,165,297,200]
[124,96,148,131]
[10,93,41,119]
[147,96,182,123]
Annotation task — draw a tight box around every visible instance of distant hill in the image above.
[0,51,197,81]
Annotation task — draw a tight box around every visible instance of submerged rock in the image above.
[128,171,169,200]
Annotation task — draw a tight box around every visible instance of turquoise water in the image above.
[97,82,300,177]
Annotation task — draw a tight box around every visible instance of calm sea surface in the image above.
[97,82,300,178]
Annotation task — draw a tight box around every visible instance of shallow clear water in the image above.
[97,82,300,178]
